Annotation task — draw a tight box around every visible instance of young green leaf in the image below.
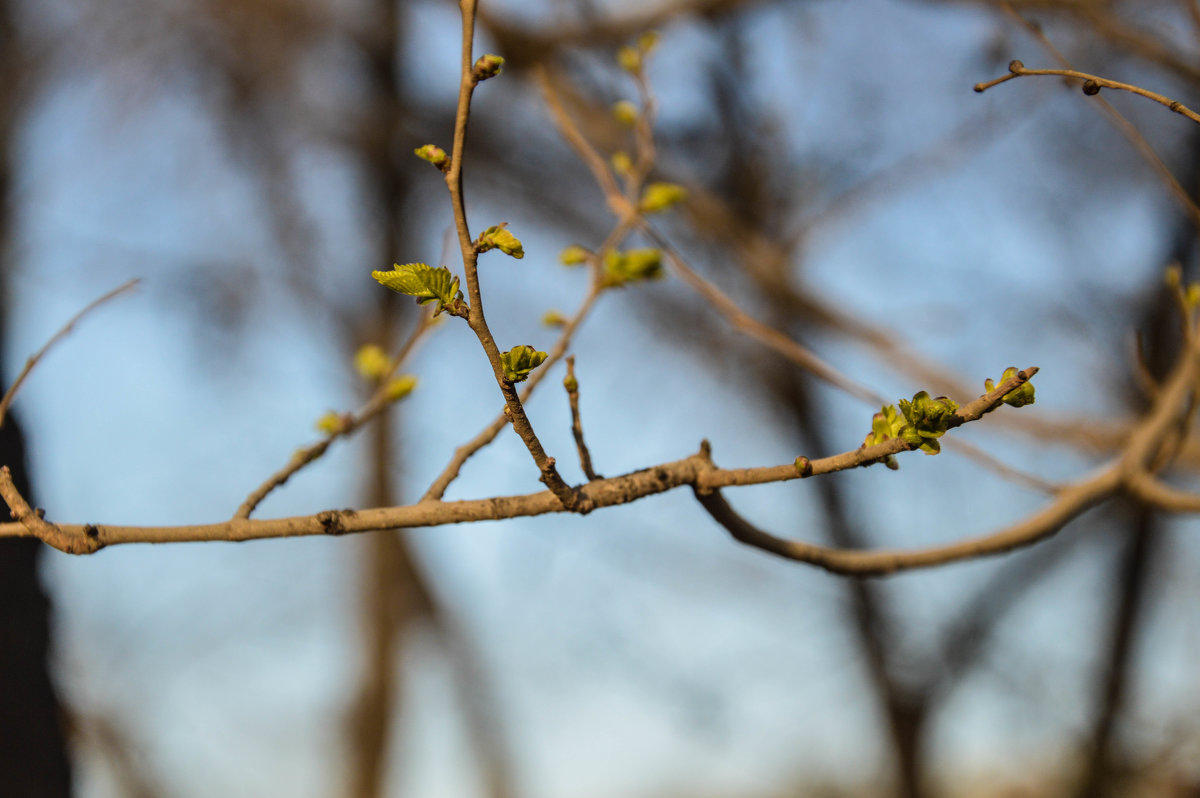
[371,263,462,313]
[477,225,525,259]
[542,309,568,328]
[501,345,548,383]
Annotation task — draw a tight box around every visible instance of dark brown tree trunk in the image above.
[0,2,73,795]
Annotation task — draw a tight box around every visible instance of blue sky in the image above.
[8,0,1200,795]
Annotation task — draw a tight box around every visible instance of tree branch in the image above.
[974,60,1200,126]
[0,368,1038,554]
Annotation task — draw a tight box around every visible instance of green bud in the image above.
[353,344,391,381]
[897,391,957,455]
[414,144,448,169]
[617,46,641,73]
[383,374,418,402]
[558,245,591,266]
[472,53,505,81]
[986,367,1036,408]
[542,310,568,328]
[612,100,639,126]
[316,411,348,435]
[638,182,688,214]
[563,374,579,393]
[1165,263,1183,289]
[611,151,633,176]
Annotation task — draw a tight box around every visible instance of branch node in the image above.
[317,509,352,536]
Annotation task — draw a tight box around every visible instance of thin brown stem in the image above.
[234,309,438,519]
[995,6,1200,231]
[0,278,139,430]
[974,61,1200,126]
[645,226,887,405]
[565,356,601,481]
[443,0,575,507]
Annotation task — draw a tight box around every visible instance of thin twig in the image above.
[535,66,630,218]
[994,5,1200,231]
[0,278,139,429]
[645,227,887,405]
[696,367,1038,490]
[537,69,884,405]
[234,309,438,519]
[974,61,1200,126]
[445,0,576,508]
[565,356,601,481]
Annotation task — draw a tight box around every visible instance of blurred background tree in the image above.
[3,0,1200,796]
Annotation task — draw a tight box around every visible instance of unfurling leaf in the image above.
[472,53,505,81]
[863,404,904,470]
[383,375,418,402]
[371,263,462,313]
[612,100,639,126]
[558,245,591,266]
[414,144,448,169]
[603,248,664,286]
[501,345,548,383]
[354,345,391,381]
[985,367,1036,408]
[477,225,525,259]
[897,391,958,455]
[638,182,688,214]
